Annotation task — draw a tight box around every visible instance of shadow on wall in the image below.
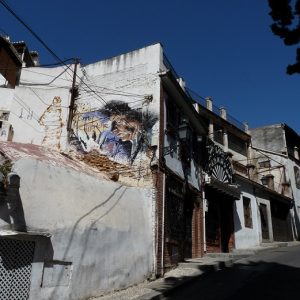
[0,170,54,264]
[0,172,26,232]
[292,204,300,241]
[233,201,242,233]
[48,185,128,299]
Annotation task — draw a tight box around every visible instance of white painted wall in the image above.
[4,65,74,150]
[0,87,14,110]
[287,159,300,238]
[256,197,273,242]
[79,43,162,114]
[4,156,154,300]
[233,180,260,249]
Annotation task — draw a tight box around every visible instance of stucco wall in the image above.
[233,180,260,249]
[251,125,286,153]
[5,65,74,151]
[287,159,300,238]
[2,157,154,300]
[70,44,162,187]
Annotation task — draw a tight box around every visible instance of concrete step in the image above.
[261,242,288,248]
[204,253,251,260]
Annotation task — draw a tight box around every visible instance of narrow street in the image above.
[162,245,300,300]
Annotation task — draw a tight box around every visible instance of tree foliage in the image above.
[268,0,300,74]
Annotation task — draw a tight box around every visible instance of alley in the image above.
[161,245,300,300]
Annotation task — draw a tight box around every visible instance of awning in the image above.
[206,177,241,200]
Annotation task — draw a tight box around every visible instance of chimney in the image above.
[294,146,299,160]
[220,107,227,120]
[177,78,186,91]
[30,51,40,66]
[244,122,250,134]
[206,97,213,111]
[193,103,199,113]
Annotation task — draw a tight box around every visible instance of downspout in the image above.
[202,182,207,253]
[161,173,166,275]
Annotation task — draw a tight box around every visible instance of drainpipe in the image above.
[161,173,166,275]
[202,185,207,253]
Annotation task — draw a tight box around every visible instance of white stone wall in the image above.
[8,157,154,300]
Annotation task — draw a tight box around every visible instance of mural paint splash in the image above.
[72,100,158,165]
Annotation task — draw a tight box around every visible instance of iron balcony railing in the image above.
[162,53,245,132]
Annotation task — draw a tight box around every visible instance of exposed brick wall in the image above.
[163,176,204,271]
[79,150,153,186]
[155,83,205,275]
[152,168,164,276]
[192,199,204,258]
[153,81,166,276]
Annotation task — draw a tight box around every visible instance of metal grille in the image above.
[0,238,35,300]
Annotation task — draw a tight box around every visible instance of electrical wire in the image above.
[28,87,70,108]
[0,0,156,176]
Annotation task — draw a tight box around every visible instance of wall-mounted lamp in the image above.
[261,174,274,190]
[261,176,268,186]
[178,123,189,140]
[197,135,203,142]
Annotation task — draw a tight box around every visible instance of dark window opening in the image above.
[243,196,253,228]
[228,132,247,156]
[259,160,271,169]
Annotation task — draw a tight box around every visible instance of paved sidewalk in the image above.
[88,241,300,300]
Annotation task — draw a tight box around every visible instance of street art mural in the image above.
[72,100,158,165]
[38,96,64,151]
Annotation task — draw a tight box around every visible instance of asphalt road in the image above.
[162,245,300,300]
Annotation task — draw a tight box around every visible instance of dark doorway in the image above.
[205,188,235,253]
[205,198,221,252]
[260,203,270,241]
[271,200,293,241]
[220,199,234,252]
[184,197,194,259]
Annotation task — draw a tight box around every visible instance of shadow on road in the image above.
[154,259,300,300]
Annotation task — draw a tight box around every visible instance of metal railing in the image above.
[185,87,245,131]
[163,53,180,80]
[162,53,246,132]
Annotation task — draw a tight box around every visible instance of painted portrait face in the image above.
[111,115,140,141]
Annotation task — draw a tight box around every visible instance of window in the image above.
[258,160,271,169]
[165,95,179,131]
[294,166,300,189]
[243,196,253,228]
[228,132,247,156]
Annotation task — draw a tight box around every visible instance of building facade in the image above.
[0,39,297,299]
[251,124,299,241]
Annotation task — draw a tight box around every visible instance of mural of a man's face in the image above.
[111,115,140,141]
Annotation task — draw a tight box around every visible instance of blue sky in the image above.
[0,0,299,133]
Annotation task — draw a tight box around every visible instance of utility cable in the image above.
[0,0,155,159]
